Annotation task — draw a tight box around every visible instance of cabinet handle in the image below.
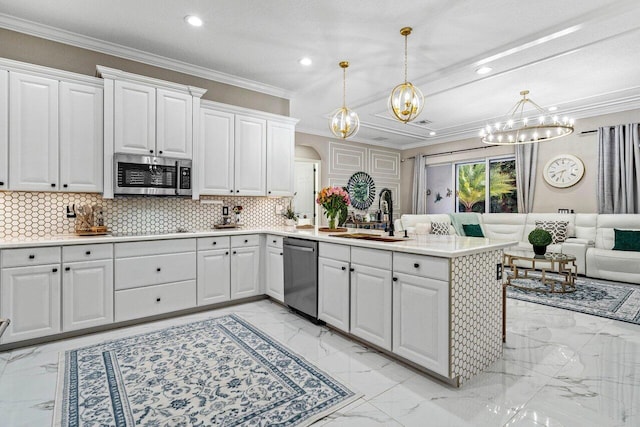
[230,190,233,193]
[236,190,239,193]
[279,252,283,256]
[51,183,56,187]
[156,267,161,272]
[393,277,398,282]
[272,240,276,243]
[212,241,217,245]
[341,266,346,271]
[268,191,272,194]
[349,267,354,272]
[233,251,237,255]
[63,184,68,188]
[244,239,248,243]
[85,250,91,255]
[225,251,229,255]
[0,181,4,186]
[159,150,163,154]
[65,266,71,271]
[52,268,58,273]
[149,149,154,153]
[156,297,161,302]
[28,254,35,259]
[414,263,420,268]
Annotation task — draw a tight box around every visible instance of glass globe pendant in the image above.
[388,27,424,123]
[329,61,359,139]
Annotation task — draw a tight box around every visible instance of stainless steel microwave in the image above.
[114,153,192,196]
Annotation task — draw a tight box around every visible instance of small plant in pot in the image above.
[282,201,298,227]
[528,228,552,255]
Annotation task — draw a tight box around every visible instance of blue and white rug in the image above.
[53,314,359,426]
[507,273,640,325]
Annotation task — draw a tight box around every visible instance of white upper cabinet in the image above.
[9,71,59,191]
[199,107,235,195]
[59,81,103,192]
[114,80,156,155]
[0,69,7,190]
[267,120,295,196]
[234,114,266,196]
[156,88,192,159]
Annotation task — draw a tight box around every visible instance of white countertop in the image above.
[0,227,517,258]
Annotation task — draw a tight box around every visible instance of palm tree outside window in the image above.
[455,157,517,213]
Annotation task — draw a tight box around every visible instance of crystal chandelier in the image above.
[480,90,574,145]
[388,27,424,124]
[329,61,360,139]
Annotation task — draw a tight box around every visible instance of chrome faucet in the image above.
[379,188,394,236]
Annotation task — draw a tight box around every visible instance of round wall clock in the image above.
[347,171,376,210]
[543,154,585,188]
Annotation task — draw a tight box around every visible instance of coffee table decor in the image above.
[54,314,359,426]
[503,250,577,293]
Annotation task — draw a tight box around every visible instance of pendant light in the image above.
[389,27,424,123]
[329,61,360,139]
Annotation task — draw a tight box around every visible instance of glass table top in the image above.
[504,249,576,262]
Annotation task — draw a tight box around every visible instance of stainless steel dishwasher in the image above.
[283,237,319,321]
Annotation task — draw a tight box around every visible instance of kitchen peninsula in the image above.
[0,228,515,386]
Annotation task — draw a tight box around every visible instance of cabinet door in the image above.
[114,80,155,155]
[197,249,231,305]
[230,246,260,299]
[266,121,295,196]
[1,264,61,343]
[265,246,284,302]
[318,257,350,332]
[9,72,59,191]
[0,69,7,190]
[393,273,449,376]
[59,82,103,192]
[156,88,192,159]
[350,263,392,350]
[199,108,234,195]
[62,259,113,331]
[234,114,266,196]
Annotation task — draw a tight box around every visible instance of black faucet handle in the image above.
[404,230,409,238]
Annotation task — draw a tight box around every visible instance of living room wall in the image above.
[400,108,640,215]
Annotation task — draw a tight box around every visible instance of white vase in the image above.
[284,218,296,227]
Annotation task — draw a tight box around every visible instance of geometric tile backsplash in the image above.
[0,192,286,238]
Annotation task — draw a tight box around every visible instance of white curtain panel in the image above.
[411,155,428,214]
[597,124,640,214]
[515,143,538,213]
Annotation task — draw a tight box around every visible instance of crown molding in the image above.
[0,56,102,85]
[96,65,207,97]
[201,99,299,125]
[0,13,293,100]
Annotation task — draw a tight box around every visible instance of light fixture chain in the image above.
[404,33,408,83]
[343,66,346,108]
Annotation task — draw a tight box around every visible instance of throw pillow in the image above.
[612,229,640,252]
[462,223,484,237]
[431,222,450,235]
[414,222,432,235]
[535,220,569,244]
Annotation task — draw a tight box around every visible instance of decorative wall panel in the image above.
[328,143,366,175]
[0,192,285,238]
[369,149,400,179]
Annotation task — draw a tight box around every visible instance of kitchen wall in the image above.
[0,192,285,238]
[399,108,640,215]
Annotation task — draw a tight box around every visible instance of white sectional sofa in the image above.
[395,212,640,282]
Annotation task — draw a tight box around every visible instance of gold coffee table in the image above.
[503,250,577,294]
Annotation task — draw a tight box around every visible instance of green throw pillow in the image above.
[462,224,484,237]
[612,228,640,251]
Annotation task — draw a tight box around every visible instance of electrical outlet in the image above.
[496,263,503,280]
[275,204,284,214]
[66,205,76,218]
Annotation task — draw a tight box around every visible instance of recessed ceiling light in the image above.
[548,106,558,111]
[298,57,312,66]
[475,66,492,75]
[185,15,203,27]
[429,131,436,136]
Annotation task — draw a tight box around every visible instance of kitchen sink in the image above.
[329,233,407,242]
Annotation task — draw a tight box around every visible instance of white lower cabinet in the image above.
[317,256,350,332]
[197,248,231,305]
[231,246,260,299]
[265,239,284,302]
[62,259,114,331]
[115,281,196,322]
[0,264,61,343]
[392,272,449,376]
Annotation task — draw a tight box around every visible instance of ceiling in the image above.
[1,0,640,149]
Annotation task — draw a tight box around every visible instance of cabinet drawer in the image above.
[63,244,113,262]
[393,252,449,281]
[319,243,350,262]
[115,252,196,290]
[266,235,283,249]
[2,246,60,268]
[351,247,391,269]
[197,236,230,250]
[115,238,196,258]
[115,280,196,322]
[231,234,260,247]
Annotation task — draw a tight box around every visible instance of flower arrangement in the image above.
[282,200,298,220]
[316,186,350,229]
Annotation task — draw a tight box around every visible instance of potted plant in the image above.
[282,201,298,227]
[528,228,552,255]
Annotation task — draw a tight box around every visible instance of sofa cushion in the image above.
[586,246,640,283]
[431,222,451,235]
[481,213,527,241]
[595,214,640,249]
[612,229,640,251]
[524,213,575,242]
[414,222,432,234]
[462,224,484,237]
[449,212,482,236]
[535,220,569,244]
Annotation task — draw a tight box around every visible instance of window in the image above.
[455,157,517,213]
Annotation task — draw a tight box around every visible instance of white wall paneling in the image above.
[369,148,400,179]
[328,142,367,175]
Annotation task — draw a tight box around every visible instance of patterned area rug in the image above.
[506,273,640,325]
[53,314,359,426]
